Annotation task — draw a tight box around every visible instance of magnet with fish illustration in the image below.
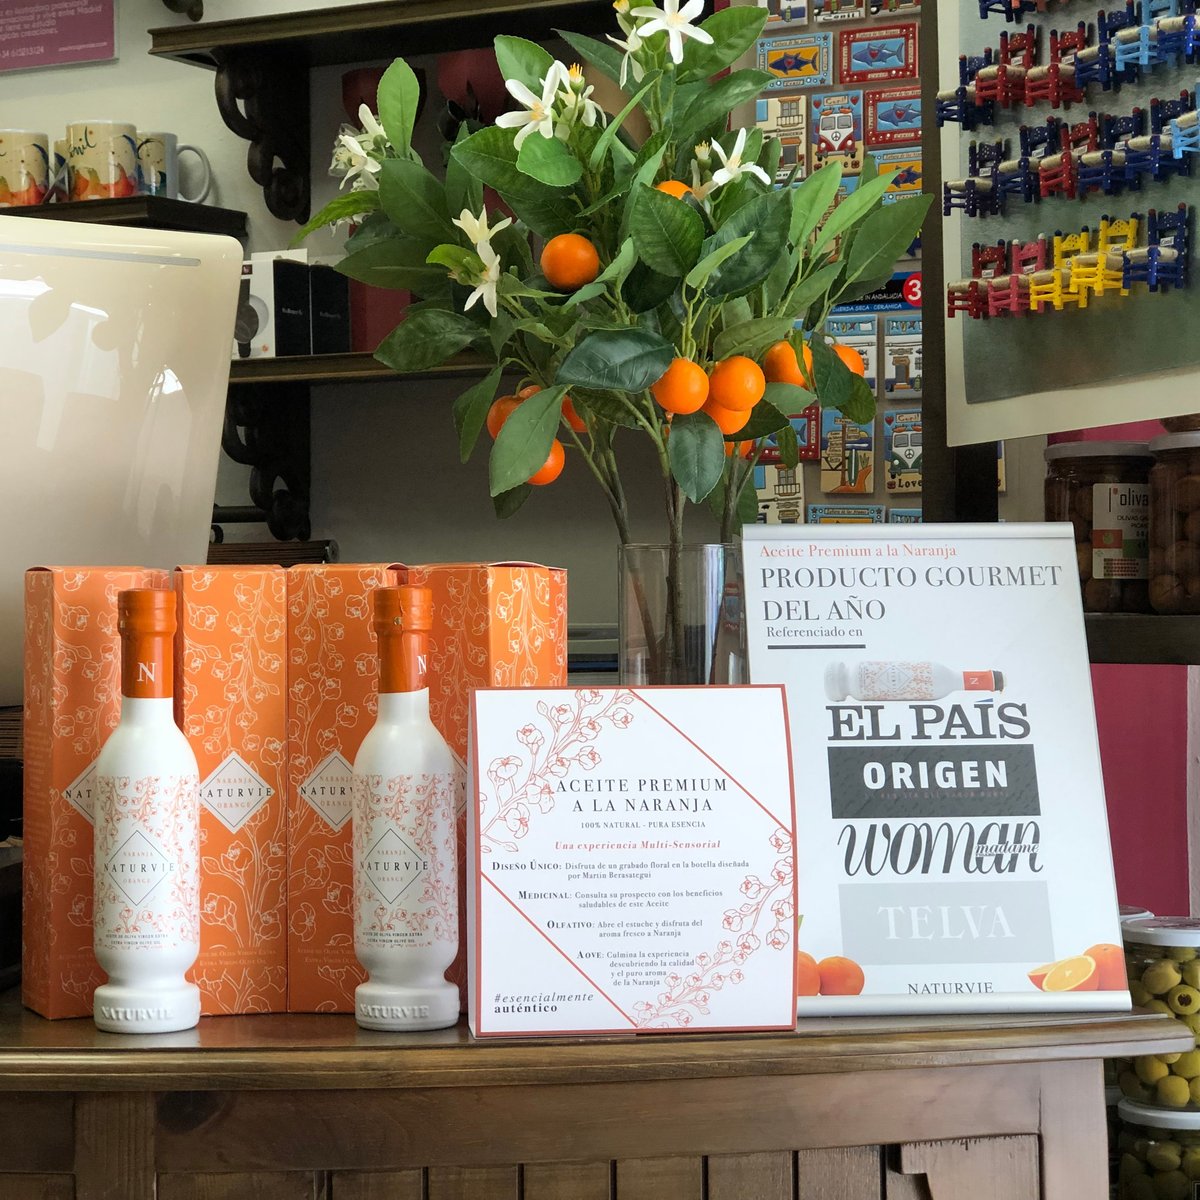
[839,24,918,85]
[864,85,921,146]
[757,32,833,90]
[870,146,923,202]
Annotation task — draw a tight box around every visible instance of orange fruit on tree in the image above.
[651,357,709,415]
[527,439,565,486]
[561,393,587,433]
[702,398,751,436]
[797,951,821,997]
[818,955,865,996]
[540,233,601,291]
[486,394,522,439]
[831,342,867,377]
[724,439,756,458]
[709,355,766,412]
[1085,943,1128,991]
[1041,955,1099,992]
[656,179,693,200]
[763,340,814,387]
[518,384,540,400]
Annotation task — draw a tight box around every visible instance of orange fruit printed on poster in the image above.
[1041,955,1099,992]
[1084,943,1127,990]
[817,955,865,996]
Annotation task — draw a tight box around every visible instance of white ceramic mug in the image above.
[65,120,139,200]
[0,130,49,207]
[136,131,211,202]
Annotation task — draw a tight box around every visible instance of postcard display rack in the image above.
[752,0,958,528]
[939,0,1200,441]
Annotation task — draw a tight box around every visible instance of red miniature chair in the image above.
[974,26,1039,109]
[947,278,987,318]
[986,235,1047,316]
[1038,113,1099,198]
[1024,23,1090,108]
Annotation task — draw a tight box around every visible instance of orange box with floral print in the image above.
[22,566,170,1019]
[175,566,288,1015]
[286,562,567,1013]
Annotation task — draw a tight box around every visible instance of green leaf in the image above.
[517,133,584,187]
[558,328,674,393]
[488,311,516,356]
[628,183,705,278]
[762,137,782,192]
[493,483,533,519]
[714,317,796,362]
[375,308,480,373]
[426,243,479,276]
[776,422,800,469]
[451,126,576,237]
[490,385,566,496]
[837,374,877,426]
[701,189,791,297]
[493,222,534,276]
[629,129,671,190]
[842,197,933,288]
[291,191,381,246]
[588,76,658,173]
[685,234,753,291]
[570,387,642,428]
[763,248,796,309]
[788,261,842,319]
[679,5,768,83]
[789,161,843,247]
[452,365,504,463]
[735,396,792,441]
[810,334,853,413]
[338,235,449,294]
[378,158,455,243]
[377,58,422,157]
[445,124,483,217]
[812,170,897,256]
[622,260,679,313]
[669,411,726,503]
[676,70,773,151]
[556,29,624,86]
[495,36,554,92]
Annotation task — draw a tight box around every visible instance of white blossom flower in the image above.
[452,206,512,251]
[614,0,638,36]
[496,62,570,149]
[709,128,771,190]
[630,0,713,65]
[464,242,501,319]
[559,63,605,129]
[331,133,381,191]
[607,28,646,87]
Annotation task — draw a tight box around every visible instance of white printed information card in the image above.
[467,686,798,1037]
[743,523,1129,1016]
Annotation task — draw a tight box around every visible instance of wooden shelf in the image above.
[228,351,492,386]
[149,0,613,69]
[0,196,247,239]
[1084,614,1200,665]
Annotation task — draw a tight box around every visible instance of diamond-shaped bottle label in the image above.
[62,761,98,824]
[103,830,174,906]
[362,827,428,905]
[300,752,353,830]
[200,752,274,833]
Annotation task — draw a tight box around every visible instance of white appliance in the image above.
[0,215,243,704]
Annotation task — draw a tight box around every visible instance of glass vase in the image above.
[618,543,747,686]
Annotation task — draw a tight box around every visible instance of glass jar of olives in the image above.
[1117,1099,1200,1198]
[1120,919,1200,1111]
[1044,442,1152,613]
[1150,433,1200,613]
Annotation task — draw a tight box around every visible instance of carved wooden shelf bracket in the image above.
[161,0,204,20]
[214,50,311,223]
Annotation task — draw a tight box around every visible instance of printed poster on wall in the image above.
[743,523,1128,1015]
[0,0,117,73]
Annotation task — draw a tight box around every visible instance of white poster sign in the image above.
[743,522,1130,1014]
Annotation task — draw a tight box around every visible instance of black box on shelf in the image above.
[310,263,351,355]
[232,252,312,359]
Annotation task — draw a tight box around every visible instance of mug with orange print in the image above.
[0,130,49,207]
[65,120,139,200]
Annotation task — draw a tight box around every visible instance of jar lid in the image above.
[1121,904,1156,922]
[1123,916,1200,946]
[1105,1085,1122,1108]
[1151,433,1200,453]
[1044,441,1153,462]
[1119,1098,1200,1130]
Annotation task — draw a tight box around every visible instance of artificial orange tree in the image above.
[303,1,930,547]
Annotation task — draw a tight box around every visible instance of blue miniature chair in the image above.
[1078,110,1145,195]
[937,51,997,129]
[1171,99,1200,156]
[997,118,1060,203]
[1122,203,1190,289]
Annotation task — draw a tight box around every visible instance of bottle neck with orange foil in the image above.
[121,630,174,701]
[379,628,429,696]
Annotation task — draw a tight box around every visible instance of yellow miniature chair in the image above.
[1069,215,1139,300]
[1030,229,1093,311]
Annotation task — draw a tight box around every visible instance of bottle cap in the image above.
[373,585,433,633]
[118,588,175,636]
[824,662,848,702]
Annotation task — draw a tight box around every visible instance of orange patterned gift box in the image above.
[175,566,288,1015]
[398,562,568,1008]
[22,566,170,1019]
[286,562,567,1013]
[286,564,397,1012]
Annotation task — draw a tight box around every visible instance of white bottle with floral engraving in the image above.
[93,589,200,1033]
[824,660,1004,702]
[352,585,459,1031]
